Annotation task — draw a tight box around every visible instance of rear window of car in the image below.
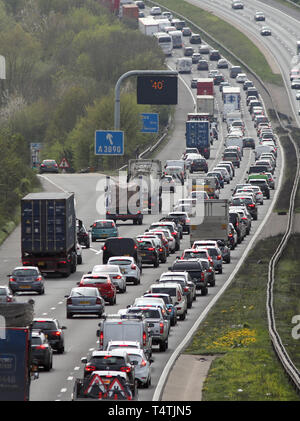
[12,269,38,276]
[184,251,207,258]
[31,337,43,346]
[207,248,219,256]
[90,356,125,365]
[32,321,56,330]
[71,288,98,296]
[109,259,132,265]
[81,276,108,284]
[137,240,153,248]
[128,308,161,318]
[104,238,137,254]
[94,221,114,228]
[173,263,201,271]
[152,287,176,297]
[224,153,238,158]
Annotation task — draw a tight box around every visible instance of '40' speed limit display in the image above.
[137,75,178,105]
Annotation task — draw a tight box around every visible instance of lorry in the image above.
[21,192,77,277]
[105,175,143,224]
[0,301,36,401]
[222,86,241,121]
[197,78,214,96]
[138,17,159,36]
[190,199,229,247]
[121,3,139,19]
[127,159,162,214]
[196,95,214,115]
[190,176,220,199]
[186,120,211,159]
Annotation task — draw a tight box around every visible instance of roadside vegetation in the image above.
[184,235,300,401]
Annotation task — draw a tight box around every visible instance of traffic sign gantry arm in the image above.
[114,70,178,130]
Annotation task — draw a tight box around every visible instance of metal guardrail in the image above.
[148,0,300,394]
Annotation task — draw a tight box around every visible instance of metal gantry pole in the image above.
[114,69,177,130]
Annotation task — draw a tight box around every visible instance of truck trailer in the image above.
[21,192,77,277]
[186,120,211,159]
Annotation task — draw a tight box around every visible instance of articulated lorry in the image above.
[190,199,229,247]
[0,301,36,401]
[21,192,77,277]
[186,120,211,159]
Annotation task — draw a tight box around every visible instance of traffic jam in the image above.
[0,3,279,402]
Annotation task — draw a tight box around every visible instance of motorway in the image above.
[1,0,298,402]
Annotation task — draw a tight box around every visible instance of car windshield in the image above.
[12,269,38,276]
[90,356,125,366]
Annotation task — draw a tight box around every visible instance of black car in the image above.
[229,211,245,244]
[243,137,255,149]
[234,196,258,220]
[170,259,208,296]
[197,60,209,71]
[209,50,221,61]
[137,238,160,267]
[31,330,53,371]
[190,157,208,173]
[191,78,198,88]
[102,237,142,269]
[39,159,59,174]
[81,350,137,396]
[249,179,270,199]
[198,258,216,287]
[76,219,90,248]
[32,318,67,354]
[213,74,225,85]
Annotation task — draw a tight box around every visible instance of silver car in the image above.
[65,287,105,318]
[0,285,15,303]
[197,246,223,274]
[127,348,152,388]
[92,264,126,293]
[107,257,141,285]
[8,266,44,295]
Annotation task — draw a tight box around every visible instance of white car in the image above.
[76,243,82,264]
[92,264,126,293]
[149,228,176,254]
[127,349,152,388]
[106,340,142,352]
[189,190,210,200]
[213,167,230,184]
[107,256,141,285]
[150,6,161,15]
[296,90,300,100]
[260,26,272,36]
[236,73,247,83]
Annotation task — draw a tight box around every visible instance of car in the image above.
[162,11,172,19]
[291,78,300,89]
[135,1,145,9]
[8,266,45,295]
[190,190,210,201]
[169,259,208,296]
[198,246,223,273]
[255,11,265,21]
[232,206,252,235]
[148,282,187,321]
[228,223,238,250]
[31,318,66,353]
[0,285,16,303]
[190,33,201,44]
[264,172,275,190]
[78,273,117,305]
[76,243,83,265]
[248,179,270,199]
[230,65,242,78]
[138,11,144,17]
[149,221,180,251]
[184,46,194,56]
[159,271,195,308]
[91,264,126,293]
[39,159,59,174]
[243,80,254,90]
[90,219,118,242]
[137,233,167,263]
[232,1,244,9]
[236,73,247,83]
[213,166,230,184]
[161,175,176,193]
[126,349,152,388]
[229,210,246,243]
[192,53,202,64]
[76,219,90,248]
[65,286,105,318]
[182,27,192,36]
[107,257,141,286]
[137,238,160,268]
[190,156,208,173]
[80,349,137,396]
[150,6,161,15]
[260,26,272,36]
[102,237,142,269]
[197,59,209,71]
[213,74,225,85]
[217,58,228,69]
[207,171,224,188]
[190,78,198,88]
[243,137,255,149]
[208,69,219,78]
[149,228,176,254]
[126,306,169,352]
[219,81,230,92]
[230,195,258,220]
[209,49,221,61]
[31,330,53,371]
[168,211,191,235]
[143,292,177,326]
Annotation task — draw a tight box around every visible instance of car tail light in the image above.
[242,217,248,221]
[59,260,67,264]
[54,331,61,336]
[248,204,255,208]
[201,272,204,281]
[67,297,72,305]
[172,232,177,236]
[100,331,104,346]
[113,275,122,279]
[160,322,164,334]
[85,365,96,373]
[131,264,136,270]
[140,359,147,367]
[217,255,222,260]
[148,247,155,251]
[36,345,46,350]
[120,366,131,373]
[159,248,163,252]
[6,296,13,303]
[228,233,233,237]
[9,277,16,282]
[35,276,43,282]
[96,297,102,304]
[184,287,189,292]
[102,245,107,251]
[143,332,147,346]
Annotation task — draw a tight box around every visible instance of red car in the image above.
[77,274,116,305]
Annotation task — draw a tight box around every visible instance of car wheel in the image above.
[77,255,82,264]
[159,340,168,352]
[57,345,64,354]
[179,312,186,321]
[154,259,159,268]
[201,286,208,296]
[209,279,215,287]
[67,312,72,319]
[187,300,192,309]
[218,268,223,274]
[39,288,45,295]
[44,358,52,372]
[92,237,96,242]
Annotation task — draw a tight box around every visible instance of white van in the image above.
[168,30,183,48]
[176,57,192,73]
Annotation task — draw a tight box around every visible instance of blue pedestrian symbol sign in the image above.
[95,130,124,156]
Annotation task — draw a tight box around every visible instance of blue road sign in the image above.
[95,130,124,156]
[140,113,159,133]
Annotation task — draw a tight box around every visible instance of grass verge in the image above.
[184,235,300,400]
